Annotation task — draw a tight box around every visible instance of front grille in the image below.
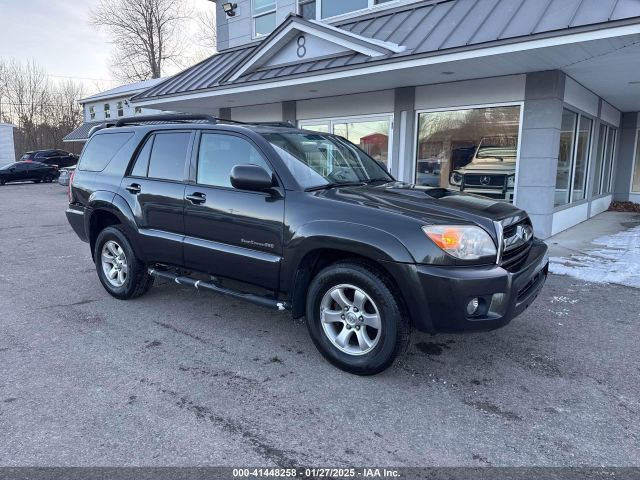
[500,218,533,270]
[464,174,506,188]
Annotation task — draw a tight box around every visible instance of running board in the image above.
[148,267,290,311]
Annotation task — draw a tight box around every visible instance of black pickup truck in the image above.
[66,115,548,375]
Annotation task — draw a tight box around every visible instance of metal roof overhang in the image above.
[133,22,640,113]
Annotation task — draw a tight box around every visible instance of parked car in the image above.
[20,149,78,168]
[66,115,548,375]
[0,161,59,185]
[448,136,518,202]
[58,166,76,186]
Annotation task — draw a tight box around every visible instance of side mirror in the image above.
[230,164,273,192]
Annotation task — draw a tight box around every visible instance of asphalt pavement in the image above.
[0,183,638,467]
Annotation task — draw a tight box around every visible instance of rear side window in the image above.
[130,135,154,177]
[197,133,271,188]
[79,132,134,172]
[147,132,191,181]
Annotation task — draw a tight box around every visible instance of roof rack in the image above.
[87,115,296,139]
[113,113,246,127]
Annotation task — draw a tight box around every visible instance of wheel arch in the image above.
[86,193,140,261]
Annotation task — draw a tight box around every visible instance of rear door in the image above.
[182,131,285,289]
[120,130,194,266]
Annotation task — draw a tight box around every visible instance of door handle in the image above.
[126,183,141,194]
[186,192,206,205]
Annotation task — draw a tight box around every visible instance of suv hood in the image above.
[457,161,516,174]
[317,183,528,235]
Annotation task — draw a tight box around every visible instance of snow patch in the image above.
[549,225,640,288]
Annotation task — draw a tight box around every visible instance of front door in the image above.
[183,131,284,290]
[119,130,194,266]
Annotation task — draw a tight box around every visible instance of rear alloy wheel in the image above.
[94,226,153,300]
[306,262,410,375]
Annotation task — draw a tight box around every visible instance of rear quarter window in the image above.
[78,132,134,172]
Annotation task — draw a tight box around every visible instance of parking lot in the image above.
[0,182,638,467]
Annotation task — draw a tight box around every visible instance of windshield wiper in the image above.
[304,181,366,192]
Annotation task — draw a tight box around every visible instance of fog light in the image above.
[467,298,480,316]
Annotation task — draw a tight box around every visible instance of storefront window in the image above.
[300,116,392,168]
[633,130,640,193]
[601,127,616,194]
[571,116,592,202]
[333,119,390,167]
[555,109,577,206]
[302,123,330,133]
[416,105,521,203]
[591,124,606,196]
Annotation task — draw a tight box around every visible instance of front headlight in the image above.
[450,171,462,186]
[422,225,497,260]
[507,175,515,188]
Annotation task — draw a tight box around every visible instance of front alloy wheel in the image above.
[320,284,381,356]
[306,262,410,375]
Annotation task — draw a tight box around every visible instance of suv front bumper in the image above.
[411,239,548,333]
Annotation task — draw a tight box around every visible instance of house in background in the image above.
[0,123,16,165]
[124,0,640,238]
[63,78,167,144]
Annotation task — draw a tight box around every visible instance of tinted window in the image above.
[197,133,271,188]
[130,135,154,177]
[35,152,47,158]
[147,132,191,181]
[79,132,134,172]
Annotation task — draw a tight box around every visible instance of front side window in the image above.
[253,0,276,37]
[197,134,272,188]
[262,132,393,189]
[104,103,111,119]
[147,132,191,181]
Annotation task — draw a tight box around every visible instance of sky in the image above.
[0,0,215,95]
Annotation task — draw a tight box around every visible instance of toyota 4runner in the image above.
[66,115,548,375]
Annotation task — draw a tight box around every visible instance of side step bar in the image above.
[148,267,290,311]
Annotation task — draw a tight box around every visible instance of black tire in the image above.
[94,225,154,300]
[305,261,410,375]
[43,175,53,183]
[0,177,5,186]
[34,179,41,184]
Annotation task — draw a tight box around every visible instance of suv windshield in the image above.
[261,131,393,189]
[475,136,518,161]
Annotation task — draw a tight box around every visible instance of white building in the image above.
[0,123,16,165]
[63,78,167,143]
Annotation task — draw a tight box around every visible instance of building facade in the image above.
[129,0,640,238]
[63,78,167,143]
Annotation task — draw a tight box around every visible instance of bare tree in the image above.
[193,8,217,52]
[0,59,84,156]
[91,0,191,82]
